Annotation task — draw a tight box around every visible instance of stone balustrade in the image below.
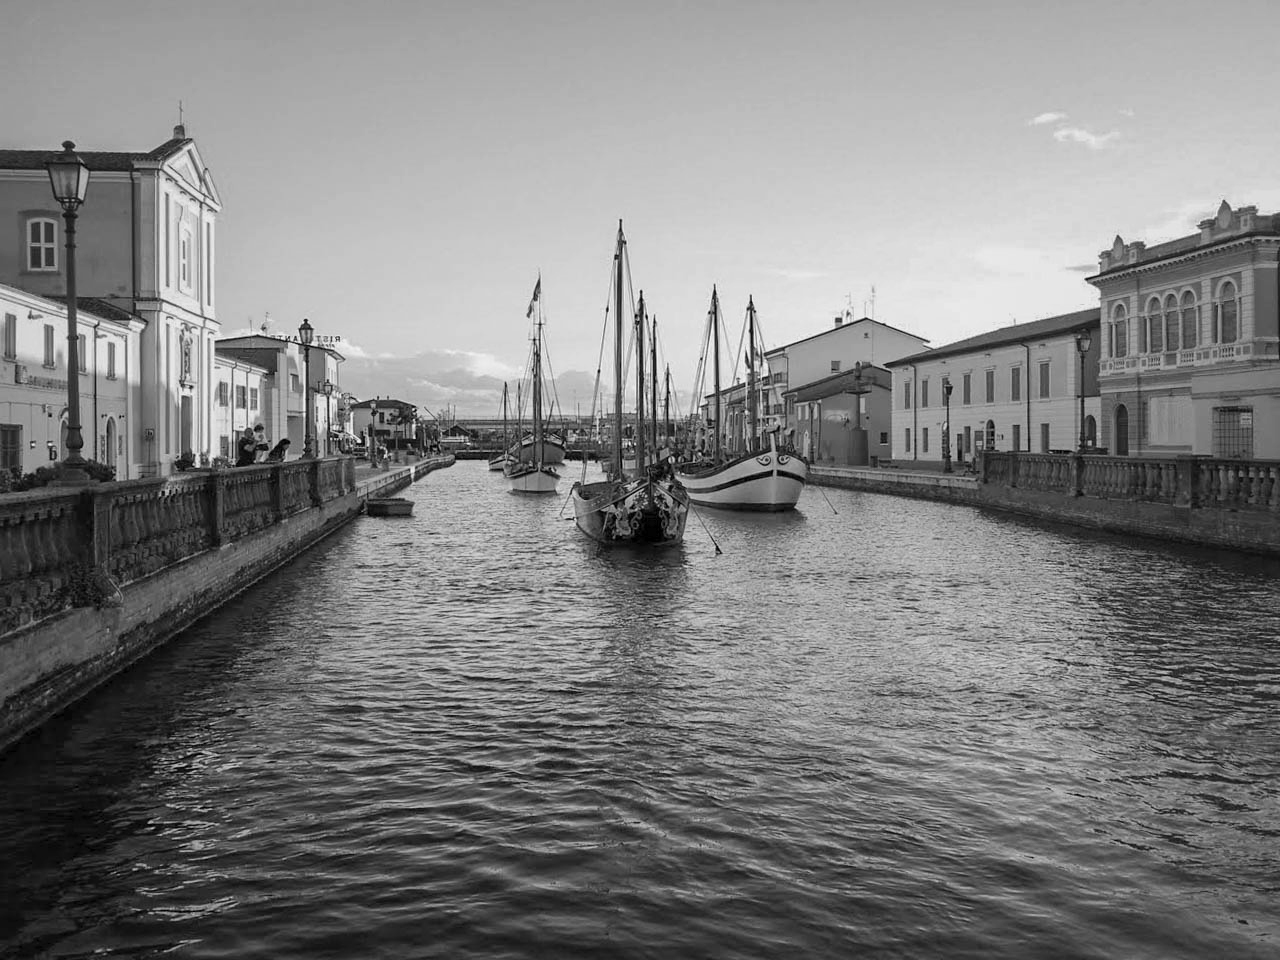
[0,457,356,638]
[981,451,1280,511]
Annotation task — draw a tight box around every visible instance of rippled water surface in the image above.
[2,460,1279,959]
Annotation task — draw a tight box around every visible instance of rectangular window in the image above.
[43,324,55,367]
[903,381,911,409]
[180,227,192,291]
[1040,423,1050,452]
[831,360,840,372]
[962,373,971,405]
[107,341,117,379]
[205,222,214,306]
[250,387,259,411]
[922,427,929,453]
[2,313,15,360]
[1212,406,1253,459]
[290,374,300,394]
[921,378,929,408]
[1038,362,1050,398]
[985,370,994,403]
[220,434,230,458]
[904,428,911,452]
[1012,423,1021,451]
[1011,367,1021,402]
[235,384,247,409]
[27,219,56,271]
[217,381,229,405]
[878,431,888,446]
[78,333,87,373]
[164,196,171,287]
[0,424,20,471]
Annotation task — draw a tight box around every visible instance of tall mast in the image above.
[650,313,658,454]
[746,295,758,453]
[502,381,509,452]
[613,222,625,481]
[712,285,722,463]
[635,290,647,473]
[663,364,671,447]
[533,308,544,468]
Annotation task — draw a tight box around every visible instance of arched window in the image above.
[1180,291,1198,349]
[26,218,57,271]
[1216,280,1239,343]
[1146,296,1162,353]
[1163,294,1179,353]
[1114,404,1129,456]
[1084,415,1097,447]
[985,419,995,450]
[1110,303,1128,357]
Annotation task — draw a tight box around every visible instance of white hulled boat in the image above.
[571,223,688,545]
[676,290,808,510]
[507,278,560,495]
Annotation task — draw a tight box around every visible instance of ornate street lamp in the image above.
[1076,327,1093,453]
[369,398,379,466]
[942,377,954,473]
[298,318,314,458]
[46,141,90,480]
[322,379,334,455]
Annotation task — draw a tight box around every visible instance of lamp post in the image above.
[1076,328,1093,453]
[942,377,953,473]
[298,318,314,458]
[369,399,378,467]
[322,379,334,455]
[46,141,90,480]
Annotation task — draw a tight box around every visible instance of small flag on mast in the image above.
[526,277,541,318]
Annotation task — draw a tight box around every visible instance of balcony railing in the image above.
[0,457,356,639]
[1099,338,1280,375]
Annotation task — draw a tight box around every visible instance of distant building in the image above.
[1086,200,1280,458]
[0,126,222,476]
[786,363,893,464]
[349,398,419,450]
[887,308,1101,465]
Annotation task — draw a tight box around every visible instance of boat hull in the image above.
[506,462,560,494]
[366,497,414,517]
[675,449,808,511]
[488,453,516,472]
[570,476,689,545]
[512,435,566,465]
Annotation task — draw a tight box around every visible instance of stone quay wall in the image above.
[0,453,449,756]
[811,453,1280,556]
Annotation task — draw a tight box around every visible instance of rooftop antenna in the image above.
[870,285,876,320]
[260,311,272,334]
[178,99,184,126]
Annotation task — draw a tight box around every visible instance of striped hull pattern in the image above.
[675,450,808,511]
[570,477,688,546]
[506,463,560,494]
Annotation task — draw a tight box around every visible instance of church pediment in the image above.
[162,143,221,209]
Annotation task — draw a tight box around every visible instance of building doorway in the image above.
[105,417,118,476]
[180,394,193,457]
[1115,404,1129,456]
[985,419,995,451]
[1084,415,1097,448]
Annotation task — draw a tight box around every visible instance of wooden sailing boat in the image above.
[488,381,516,471]
[676,291,808,510]
[570,222,689,545]
[506,284,560,494]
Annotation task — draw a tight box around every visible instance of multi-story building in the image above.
[887,308,1101,466]
[213,354,270,462]
[215,334,344,458]
[0,126,222,476]
[1,284,136,476]
[349,398,418,451]
[787,363,893,463]
[763,313,931,444]
[1086,200,1280,458]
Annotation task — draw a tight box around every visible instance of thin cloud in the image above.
[1052,127,1119,150]
[1029,111,1068,126]
[1118,108,1136,118]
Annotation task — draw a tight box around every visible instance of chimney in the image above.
[173,123,186,139]
[834,315,843,328]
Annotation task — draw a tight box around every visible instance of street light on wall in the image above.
[942,377,954,473]
[298,318,314,458]
[46,140,90,480]
[1075,327,1093,453]
[322,379,334,455]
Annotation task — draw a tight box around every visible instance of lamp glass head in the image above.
[298,318,314,345]
[46,141,89,208]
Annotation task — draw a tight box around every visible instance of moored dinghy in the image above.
[571,222,688,545]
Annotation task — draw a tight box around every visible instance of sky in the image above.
[7,0,1280,416]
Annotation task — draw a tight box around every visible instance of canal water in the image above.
[1,460,1278,959]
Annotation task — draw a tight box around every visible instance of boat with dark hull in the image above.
[507,285,560,495]
[570,223,688,546]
